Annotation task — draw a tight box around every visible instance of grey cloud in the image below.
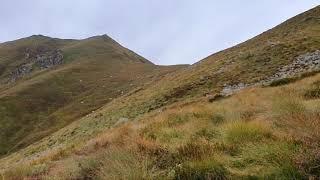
[0,0,318,65]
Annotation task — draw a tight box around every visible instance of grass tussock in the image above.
[232,141,301,178]
[304,80,320,99]
[224,121,273,144]
[175,158,229,180]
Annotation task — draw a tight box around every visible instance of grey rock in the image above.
[35,50,63,69]
[221,82,249,96]
[265,50,320,83]
[9,49,63,82]
[220,50,320,96]
[10,63,33,82]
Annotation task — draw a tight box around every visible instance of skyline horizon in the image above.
[1,2,318,65]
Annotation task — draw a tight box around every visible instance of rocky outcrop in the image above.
[35,50,63,68]
[221,83,248,96]
[221,50,320,96]
[9,49,63,82]
[265,50,320,81]
[10,64,33,82]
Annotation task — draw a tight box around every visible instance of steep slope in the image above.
[16,72,320,179]
[71,5,320,123]
[0,35,187,156]
[0,5,319,179]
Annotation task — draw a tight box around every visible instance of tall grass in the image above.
[2,163,48,179]
[97,147,151,180]
[3,70,320,179]
[304,80,320,99]
[175,158,229,180]
[224,121,272,144]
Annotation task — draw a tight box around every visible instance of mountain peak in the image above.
[27,34,53,40]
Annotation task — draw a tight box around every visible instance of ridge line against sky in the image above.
[0,1,319,65]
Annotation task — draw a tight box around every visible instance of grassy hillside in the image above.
[0,5,319,180]
[5,72,319,179]
[0,35,187,156]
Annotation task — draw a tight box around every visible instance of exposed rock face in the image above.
[10,64,33,81]
[221,83,247,96]
[35,50,63,68]
[9,49,63,82]
[267,50,320,80]
[221,50,320,96]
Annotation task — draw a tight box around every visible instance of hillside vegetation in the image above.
[0,5,319,180]
[3,66,320,179]
[0,35,186,155]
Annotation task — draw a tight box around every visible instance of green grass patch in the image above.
[224,121,272,144]
[272,96,306,117]
[232,141,302,179]
[143,127,184,144]
[158,129,185,143]
[166,113,192,127]
[193,128,220,141]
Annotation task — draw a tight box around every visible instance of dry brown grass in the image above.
[3,73,320,179]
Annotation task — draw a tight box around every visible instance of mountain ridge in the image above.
[0,33,187,156]
[0,5,319,179]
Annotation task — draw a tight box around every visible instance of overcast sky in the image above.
[0,1,318,65]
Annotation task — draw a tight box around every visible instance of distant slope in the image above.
[0,35,187,155]
[0,5,319,174]
[87,5,320,121]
